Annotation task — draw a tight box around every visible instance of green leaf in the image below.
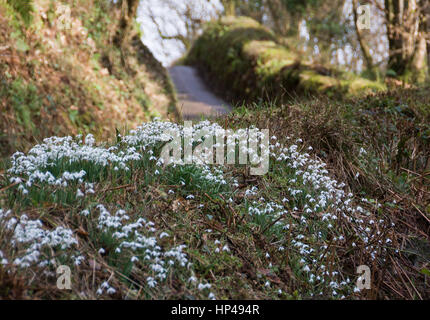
[69,109,79,124]
[15,38,29,52]
[420,268,430,276]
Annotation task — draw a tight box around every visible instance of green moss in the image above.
[3,0,34,26]
[9,78,42,130]
[187,17,386,103]
[343,78,386,96]
[298,71,338,93]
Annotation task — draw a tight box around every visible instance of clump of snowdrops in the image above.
[0,120,393,299]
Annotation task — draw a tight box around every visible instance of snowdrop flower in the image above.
[147,277,157,288]
[159,232,169,239]
[198,283,211,291]
[74,255,85,266]
[0,251,8,265]
[81,209,90,217]
[76,189,84,198]
[107,287,116,295]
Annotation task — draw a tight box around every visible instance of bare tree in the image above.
[382,0,428,81]
[145,2,205,51]
[138,0,223,65]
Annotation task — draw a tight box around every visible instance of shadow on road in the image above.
[168,66,231,120]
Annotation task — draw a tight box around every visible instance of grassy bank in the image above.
[1,86,428,299]
[224,87,430,299]
[0,0,177,159]
[0,121,394,299]
[0,3,428,301]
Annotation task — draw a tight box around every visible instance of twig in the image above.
[411,203,430,224]
[392,256,423,300]
[0,182,19,193]
[105,184,133,192]
[262,214,287,234]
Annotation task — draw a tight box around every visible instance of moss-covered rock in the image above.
[186,16,385,103]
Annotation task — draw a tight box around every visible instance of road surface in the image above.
[168,66,231,120]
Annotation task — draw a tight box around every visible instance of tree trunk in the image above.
[384,0,428,81]
[353,0,377,79]
[114,0,140,47]
[222,0,236,16]
[410,11,428,82]
[423,0,430,77]
[385,0,405,75]
[266,0,286,35]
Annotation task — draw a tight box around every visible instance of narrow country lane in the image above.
[168,66,231,120]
